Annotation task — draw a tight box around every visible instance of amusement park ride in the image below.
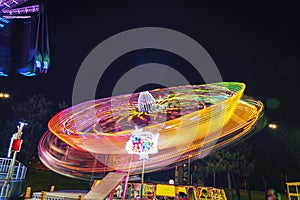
[0,0,50,77]
[36,82,264,199]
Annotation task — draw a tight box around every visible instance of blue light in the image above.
[0,17,10,29]
[18,67,37,77]
[19,71,36,77]
[43,61,48,69]
[0,72,9,77]
[0,17,10,24]
[35,60,41,68]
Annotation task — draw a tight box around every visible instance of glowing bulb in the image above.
[268,123,277,129]
[0,93,10,98]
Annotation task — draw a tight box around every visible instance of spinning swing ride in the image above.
[38,82,264,180]
[0,0,49,77]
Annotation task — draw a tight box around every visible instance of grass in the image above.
[23,169,90,192]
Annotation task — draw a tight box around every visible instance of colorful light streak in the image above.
[38,82,264,180]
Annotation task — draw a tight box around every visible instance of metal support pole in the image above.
[141,159,145,199]
[122,154,132,200]
[109,191,113,200]
[16,162,21,180]
[7,151,17,183]
[188,156,191,185]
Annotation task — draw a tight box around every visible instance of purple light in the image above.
[3,5,39,15]
[1,0,39,17]
[3,15,30,19]
[0,0,29,10]
[1,0,39,22]
[0,0,10,8]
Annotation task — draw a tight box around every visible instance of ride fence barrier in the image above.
[0,158,27,180]
[286,182,300,200]
[0,158,27,199]
[108,181,227,200]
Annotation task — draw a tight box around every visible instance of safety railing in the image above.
[0,157,27,199]
[287,182,300,200]
[0,183,10,199]
[0,157,27,180]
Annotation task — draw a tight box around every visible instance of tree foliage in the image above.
[280,128,300,170]
[0,95,55,164]
[201,142,254,179]
[198,142,255,200]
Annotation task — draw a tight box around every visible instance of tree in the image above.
[0,95,55,164]
[250,123,300,194]
[199,141,255,200]
[279,127,300,173]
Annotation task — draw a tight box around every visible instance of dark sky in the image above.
[1,1,300,126]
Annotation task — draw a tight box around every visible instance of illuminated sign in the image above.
[126,128,159,155]
[11,139,23,152]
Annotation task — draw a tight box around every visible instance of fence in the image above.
[287,182,300,200]
[0,158,27,199]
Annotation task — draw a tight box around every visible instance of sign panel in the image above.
[126,128,159,155]
[12,139,23,152]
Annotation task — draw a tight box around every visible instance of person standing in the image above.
[266,188,282,200]
[187,188,196,200]
[117,183,123,198]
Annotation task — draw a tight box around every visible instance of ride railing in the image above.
[0,158,27,199]
[0,158,27,180]
[109,182,227,200]
[0,183,10,199]
[286,182,300,200]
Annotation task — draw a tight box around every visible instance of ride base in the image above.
[29,172,227,200]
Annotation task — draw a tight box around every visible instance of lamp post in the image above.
[5,122,27,198]
[7,122,27,184]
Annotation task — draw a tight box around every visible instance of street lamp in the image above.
[5,122,27,198]
[268,123,277,129]
[7,122,27,180]
[0,92,10,98]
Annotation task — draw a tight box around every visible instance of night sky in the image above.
[1,1,300,127]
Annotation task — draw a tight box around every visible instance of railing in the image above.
[0,157,27,180]
[287,182,300,200]
[0,183,10,199]
[0,158,27,199]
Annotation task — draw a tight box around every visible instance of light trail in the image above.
[38,82,264,180]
